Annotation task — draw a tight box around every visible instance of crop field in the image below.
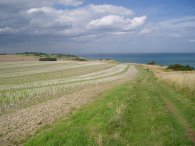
[0,61,194,146]
[24,67,195,146]
[0,60,137,145]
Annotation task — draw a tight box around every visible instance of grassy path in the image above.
[156,79,195,143]
[24,66,194,146]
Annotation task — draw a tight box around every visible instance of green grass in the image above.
[24,67,193,146]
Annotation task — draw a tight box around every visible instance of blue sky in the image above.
[0,0,195,53]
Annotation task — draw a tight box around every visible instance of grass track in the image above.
[24,67,194,146]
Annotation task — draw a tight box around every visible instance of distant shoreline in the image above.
[79,53,195,68]
[1,53,195,69]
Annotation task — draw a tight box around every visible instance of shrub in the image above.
[147,60,155,65]
[167,64,194,71]
[39,57,57,61]
[73,57,87,61]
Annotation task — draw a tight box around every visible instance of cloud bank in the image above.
[0,0,147,40]
[0,0,194,53]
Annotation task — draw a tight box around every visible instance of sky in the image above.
[0,0,195,54]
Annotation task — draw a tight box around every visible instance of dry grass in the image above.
[143,64,167,73]
[156,71,195,97]
[143,64,195,98]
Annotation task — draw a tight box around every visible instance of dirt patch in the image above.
[0,78,132,146]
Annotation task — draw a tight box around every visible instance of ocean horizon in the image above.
[79,53,195,68]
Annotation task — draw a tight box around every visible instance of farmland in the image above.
[0,60,195,146]
[0,61,134,113]
[0,60,136,145]
[24,66,195,146]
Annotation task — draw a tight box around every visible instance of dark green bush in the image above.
[147,60,155,65]
[39,57,57,61]
[167,64,194,71]
[73,57,87,61]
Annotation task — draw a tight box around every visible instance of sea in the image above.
[79,53,195,68]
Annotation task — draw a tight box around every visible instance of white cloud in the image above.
[0,27,16,33]
[139,28,152,34]
[57,0,84,6]
[87,4,133,16]
[145,16,195,38]
[26,7,72,29]
[0,1,147,48]
[20,4,145,37]
[131,16,147,28]
[129,15,195,44]
[87,15,146,31]
[87,15,128,29]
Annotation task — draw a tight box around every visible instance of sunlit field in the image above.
[24,67,195,146]
[0,61,135,113]
[0,60,137,145]
[0,61,194,146]
[1,0,195,145]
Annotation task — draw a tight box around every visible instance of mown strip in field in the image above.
[0,62,134,115]
[0,61,67,69]
[0,64,127,91]
[24,67,193,146]
[0,64,124,95]
[0,62,115,85]
[0,65,130,107]
[0,61,105,78]
[0,62,76,75]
